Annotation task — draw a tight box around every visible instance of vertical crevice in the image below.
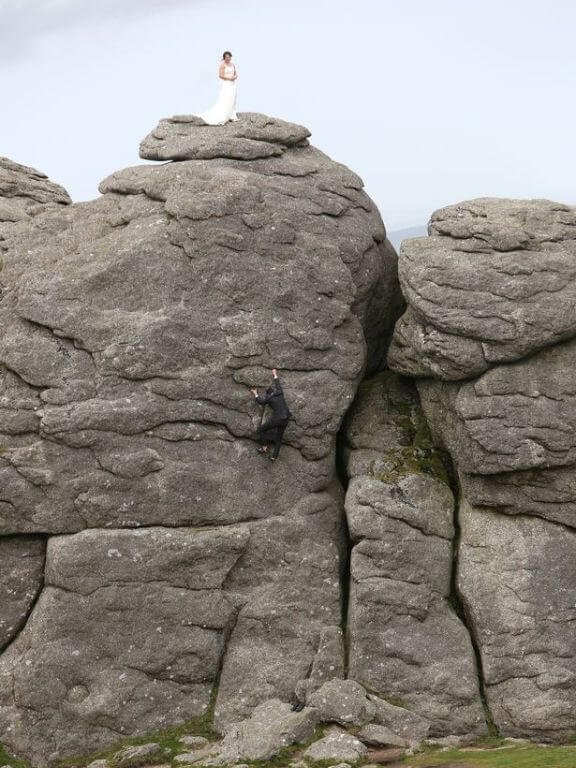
[211,604,241,733]
[0,534,47,656]
[335,428,352,678]
[445,468,500,737]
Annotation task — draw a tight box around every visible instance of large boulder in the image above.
[388,198,576,381]
[213,698,318,763]
[303,727,368,763]
[388,198,576,741]
[0,115,400,765]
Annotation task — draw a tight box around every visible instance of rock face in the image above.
[343,372,486,737]
[458,503,576,741]
[0,156,70,227]
[388,198,576,741]
[388,198,576,381]
[0,537,45,651]
[0,114,400,766]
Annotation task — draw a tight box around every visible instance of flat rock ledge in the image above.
[139,112,311,161]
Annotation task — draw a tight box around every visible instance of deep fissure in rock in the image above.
[444,464,499,736]
[335,426,352,677]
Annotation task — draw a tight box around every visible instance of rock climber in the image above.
[250,368,291,462]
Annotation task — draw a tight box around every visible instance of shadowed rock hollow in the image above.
[0,113,401,766]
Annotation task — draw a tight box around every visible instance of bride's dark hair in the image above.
[222,51,232,59]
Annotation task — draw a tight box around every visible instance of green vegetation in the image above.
[202,726,327,768]
[366,380,451,487]
[404,742,576,768]
[0,743,29,768]
[57,686,221,768]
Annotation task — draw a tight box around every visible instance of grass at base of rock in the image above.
[402,743,576,768]
[55,711,326,768]
[0,743,29,768]
[190,725,327,768]
[57,687,221,768]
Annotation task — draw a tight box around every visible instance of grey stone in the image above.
[294,625,345,703]
[357,723,407,747]
[0,119,398,538]
[303,727,367,763]
[368,694,430,745]
[179,736,209,749]
[213,493,344,727]
[214,698,318,762]
[458,502,576,741]
[343,372,486,737]
[0,113,400,766]
[417,338,576,529]
[111,742,163,767]
[0,526,245,765]
[139,113,311,161]
[388,198,576,380]
[0,536,45,651]
[86,761,110,768]
[307,678,374,725]
[387,196,576,741]
[0,156,70,226]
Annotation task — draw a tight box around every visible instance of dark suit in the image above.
[255,377,291,459]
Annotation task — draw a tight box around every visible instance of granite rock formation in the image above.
[342,371,486,737]
[2,132,574,765]
[0,114,400,766]
[388,198,576,741]
[0,156,70,227]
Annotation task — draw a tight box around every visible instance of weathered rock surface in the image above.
[458,502,576,741]
[368,694,431,746]
[388,198,576,741]
[111,742,164,767]
[303,726,368,763]
[388,198,576,381]
[0,536,45,651]
[214,698,318,763]
[306,678,375,726]
[294,625,345,703]
[357,723,408,747]
[139,113,311,162]
[0,115,400,765]
[343,372,486,737]
[417,339,576,527]
[0,156,70,227]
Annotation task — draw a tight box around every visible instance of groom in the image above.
[250,369,291,462]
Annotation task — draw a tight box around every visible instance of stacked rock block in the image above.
[388,199,576,741]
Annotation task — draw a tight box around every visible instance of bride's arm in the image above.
[219,62,228,80]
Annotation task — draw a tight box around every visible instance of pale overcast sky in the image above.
[1,0,574,230]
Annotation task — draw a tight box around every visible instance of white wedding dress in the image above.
[199,65,238,125]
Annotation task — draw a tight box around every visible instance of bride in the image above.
[199,51,238,125]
